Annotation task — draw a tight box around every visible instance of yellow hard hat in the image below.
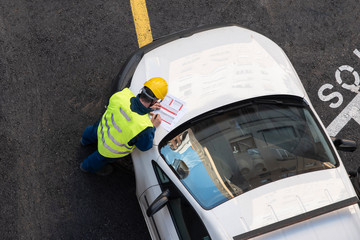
[144,77,168,100]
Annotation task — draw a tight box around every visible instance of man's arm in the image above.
[129,113,162,151]
[129,127,156,151]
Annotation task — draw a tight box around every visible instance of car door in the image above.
[139,183,178,240]
[141,161,211,240]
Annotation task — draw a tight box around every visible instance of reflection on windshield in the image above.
[161,129,229,208]
[160,98,337,209]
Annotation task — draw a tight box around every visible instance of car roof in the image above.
[128,25,308,143]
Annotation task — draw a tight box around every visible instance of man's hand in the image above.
[150,112,162,128]
[150,102,161,110]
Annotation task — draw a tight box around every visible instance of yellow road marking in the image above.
[130,0,153,48]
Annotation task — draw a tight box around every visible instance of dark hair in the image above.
[139,86,156,104]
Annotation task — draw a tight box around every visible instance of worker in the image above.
[79,77,168,176]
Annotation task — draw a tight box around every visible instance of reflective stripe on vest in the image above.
[119,108,131,121]
[99,116,132,155]
[111,113,122,133]
[97,88,153,158]
[102,113,132,150]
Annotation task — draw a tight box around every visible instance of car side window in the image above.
[153,163,211,240]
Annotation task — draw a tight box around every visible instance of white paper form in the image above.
[154,94,187,131]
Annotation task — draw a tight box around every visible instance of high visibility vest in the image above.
[97,88,153,158]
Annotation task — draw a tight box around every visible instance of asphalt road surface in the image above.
[1,1,360,239]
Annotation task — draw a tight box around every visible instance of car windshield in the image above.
[159,97,338,209]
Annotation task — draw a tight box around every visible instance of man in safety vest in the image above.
[79,77,168,176]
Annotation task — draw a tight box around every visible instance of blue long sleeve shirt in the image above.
[127,95,156,151]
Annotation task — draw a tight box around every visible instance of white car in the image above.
[114,24,360,239]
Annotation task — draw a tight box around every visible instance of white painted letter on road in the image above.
[335,65,360,93]
[318,83,343,108]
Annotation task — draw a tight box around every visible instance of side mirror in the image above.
[146,189,170,217]
[331,137,357,152]
[173,159,189,179]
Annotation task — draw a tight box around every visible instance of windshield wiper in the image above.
[190,102,253,125]
[253,98,307,107]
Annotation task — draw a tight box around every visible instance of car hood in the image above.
[209,168,360,239]
[129,26,308,143]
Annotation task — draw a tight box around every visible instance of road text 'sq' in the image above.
[318,49,360,136]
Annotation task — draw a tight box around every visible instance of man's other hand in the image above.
[150,113,162,128]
